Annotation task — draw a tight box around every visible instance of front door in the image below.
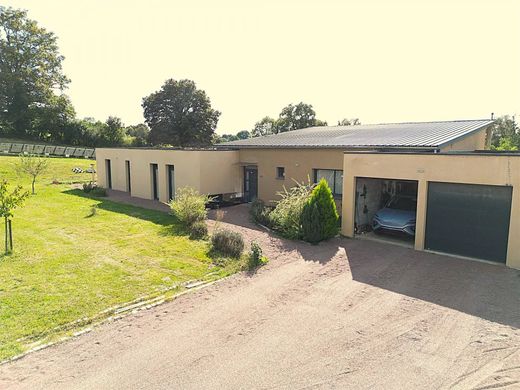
[244,167,258,202]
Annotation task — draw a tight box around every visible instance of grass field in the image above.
[0,156,237,361]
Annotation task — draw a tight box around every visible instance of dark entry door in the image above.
[105,159,112,189]
[151,163,159,200]
[244,167,258,202]
[425,182,512,263]
[167,165,175,201]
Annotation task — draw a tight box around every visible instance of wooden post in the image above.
[8,219,12,252]
[4,217,8,255]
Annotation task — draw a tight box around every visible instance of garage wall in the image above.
[341,153,520,269]
[440,126,491,152]
[96,148,240,202]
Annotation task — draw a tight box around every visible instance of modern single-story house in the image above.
[95,119,520,270]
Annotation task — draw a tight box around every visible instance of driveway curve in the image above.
[1,204,519,389]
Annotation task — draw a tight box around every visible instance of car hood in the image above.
[374,208,416,226]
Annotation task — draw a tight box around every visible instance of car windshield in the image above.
[387,197,416,211]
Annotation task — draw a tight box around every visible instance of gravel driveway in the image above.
[1,204,519,389]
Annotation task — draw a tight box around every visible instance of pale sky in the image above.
[4,0,520,133]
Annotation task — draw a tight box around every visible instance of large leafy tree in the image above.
[491,115,519,150]
[275,102,327,133]
[125,123,150,146]
[251,103,327,137]
[0,7,70,137]
[252,116,276,137]
[142,79,220,146]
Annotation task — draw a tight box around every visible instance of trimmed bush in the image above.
[189,221,208,240]
[169,187,212,227]
[211,229,244,258]
[301,178,339,243]
[301,202,322,244]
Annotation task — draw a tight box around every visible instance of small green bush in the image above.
[247,241,267,270]
[82,182,94,193]
[170,187,212,227]
[90,186,107,197]
[189,221,208,240]
[211,229,244,258]
[250,199,272,227]
[301,178,339,243]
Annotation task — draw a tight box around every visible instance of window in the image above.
[276,167,285,179]
[314,169,343,196]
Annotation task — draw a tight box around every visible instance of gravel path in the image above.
[1,204,519,389]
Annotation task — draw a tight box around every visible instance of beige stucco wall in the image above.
[95,148,241,203]
[341,153,520,269]
[440,126,491,152]
[238,148,344,205]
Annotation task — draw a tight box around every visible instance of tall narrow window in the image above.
[105,159,112,189]
[125,160,131,193]
[150,163,159,200]
[276,167,285,179]
[167,164,175,201]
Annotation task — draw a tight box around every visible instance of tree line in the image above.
[1,6,517,150]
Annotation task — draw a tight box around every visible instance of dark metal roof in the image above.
[219,119,494,149]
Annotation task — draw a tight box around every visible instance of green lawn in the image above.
[0,156,236,361]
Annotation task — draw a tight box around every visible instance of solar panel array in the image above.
[0,143,95,158]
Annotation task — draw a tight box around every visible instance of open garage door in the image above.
[425,182,512,263]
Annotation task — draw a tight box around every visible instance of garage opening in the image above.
[425,182,512,263]
[355,178,418,246]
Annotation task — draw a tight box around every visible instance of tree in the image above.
[337,118,361,126]
[99,116,126,146]
[301,179,339,243]
[125,123,150,146]
[491,115,519,149]
[252,116,276,137]
[142,79,220,146]
[491,137,519,151]
[15,154,49,194]
[218,134,239,143]
[0,180,28,254]
[274,103,327,133]
[236,130,251,139]
[0,7,70,138]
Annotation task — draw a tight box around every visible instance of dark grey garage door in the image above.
[425,182,512,263]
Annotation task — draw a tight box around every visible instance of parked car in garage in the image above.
[372,195,417,236]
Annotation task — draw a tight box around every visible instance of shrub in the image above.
[247,241,267,270]
[83,182,94,193]
[250,199,272,227]
[90,186,107,197]
[301,178,339,243]
[189,221,208,240]
[269,179,313,239]
[211,229,244,258]
[169,187,212,227]
[301,202,322,244]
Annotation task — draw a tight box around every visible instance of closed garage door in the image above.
[425,182,512,263]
